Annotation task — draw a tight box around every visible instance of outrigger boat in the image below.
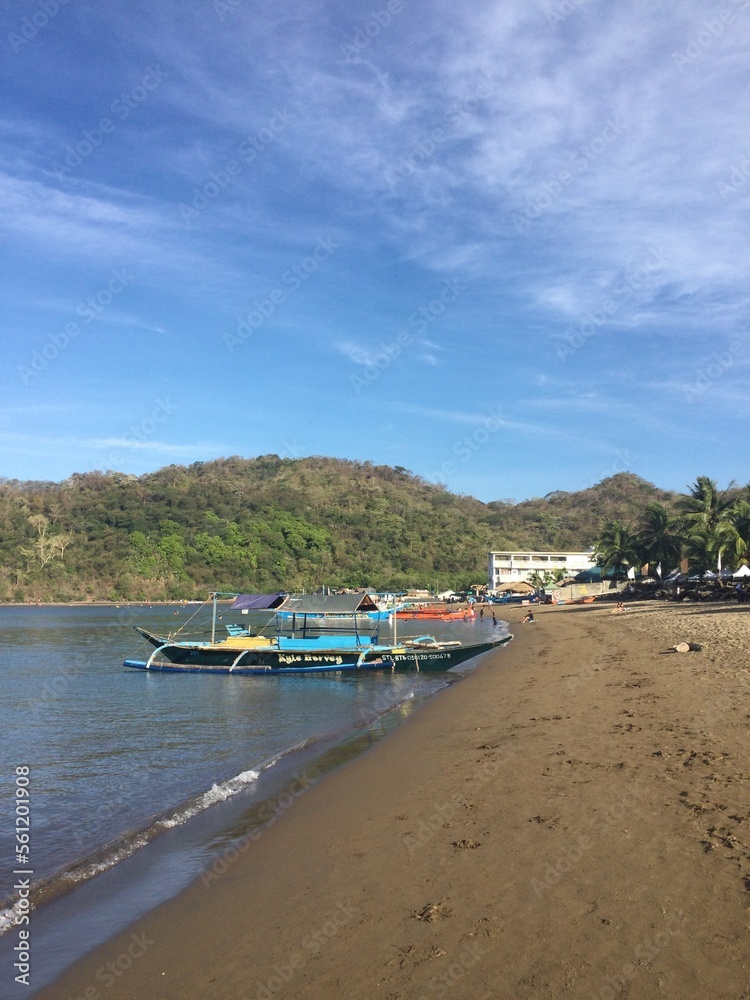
[124,593,512,675]
[395,607,474,621]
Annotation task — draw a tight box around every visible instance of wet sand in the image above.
[36,601,750,999]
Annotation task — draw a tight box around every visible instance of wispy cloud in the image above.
[2,0,749,496]
[85,438,212,454]
[0,431,222,455]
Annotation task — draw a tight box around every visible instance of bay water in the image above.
[0,602,509,993]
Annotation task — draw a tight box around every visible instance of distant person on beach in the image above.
[479,606,484,619]
[492,612,498,626]
[612,601,625,613]
[522,611,535,623]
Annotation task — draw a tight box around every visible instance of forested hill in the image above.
[484,472,676,550]
[0,458,673,602]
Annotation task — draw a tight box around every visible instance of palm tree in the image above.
[594,521,641,580]
[635,503,682,580]
[675,477,735,574]
[716,498,750,572]
[682,529,713,579]
[528,568,567,589]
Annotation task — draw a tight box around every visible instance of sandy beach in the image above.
[36,600,750,999]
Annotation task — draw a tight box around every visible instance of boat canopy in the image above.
[230,593,287,610]
[282,593,379,615]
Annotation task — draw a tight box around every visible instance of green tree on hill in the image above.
[2,461,748,602]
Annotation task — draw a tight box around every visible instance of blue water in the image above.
[0,602,509,993]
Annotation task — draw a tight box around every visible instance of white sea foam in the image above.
[0,904,22,937]
[158,768,260,828]
[0,764,267,935]
[59,832,152,886]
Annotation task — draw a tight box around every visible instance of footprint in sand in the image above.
[412,901,452,922]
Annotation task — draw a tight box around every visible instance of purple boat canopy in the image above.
[229,593,287,611]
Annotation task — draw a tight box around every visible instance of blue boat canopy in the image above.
[230,593,287,610]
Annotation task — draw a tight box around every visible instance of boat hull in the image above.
[127,629,512,674]
[123,657,396,675]
[396,609,472,620]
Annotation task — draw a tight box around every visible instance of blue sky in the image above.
[2,0,749,502]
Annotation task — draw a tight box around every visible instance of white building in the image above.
[488,549,597,589]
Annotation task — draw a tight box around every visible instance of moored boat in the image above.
[128,626,511,673]
[125,593,511,674]
[395,607,474,621]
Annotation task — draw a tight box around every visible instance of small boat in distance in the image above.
[125,592,512,675]
[395,606,474,621]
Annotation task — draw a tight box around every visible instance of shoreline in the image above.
[0,600,219,607]
[33,602,750,998]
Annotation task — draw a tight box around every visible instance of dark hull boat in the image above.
[126,626,512,675]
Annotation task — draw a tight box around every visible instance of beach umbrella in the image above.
[733,565,750,578]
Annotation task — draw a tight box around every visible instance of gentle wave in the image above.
[0,742,312,937]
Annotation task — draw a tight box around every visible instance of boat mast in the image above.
[211,592,218,644]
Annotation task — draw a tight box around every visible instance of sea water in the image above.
[0,602,509,993]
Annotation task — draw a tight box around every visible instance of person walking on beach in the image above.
[492,612,498,626]
[479,606,484,619]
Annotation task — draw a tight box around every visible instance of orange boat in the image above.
[396,607,475,621]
